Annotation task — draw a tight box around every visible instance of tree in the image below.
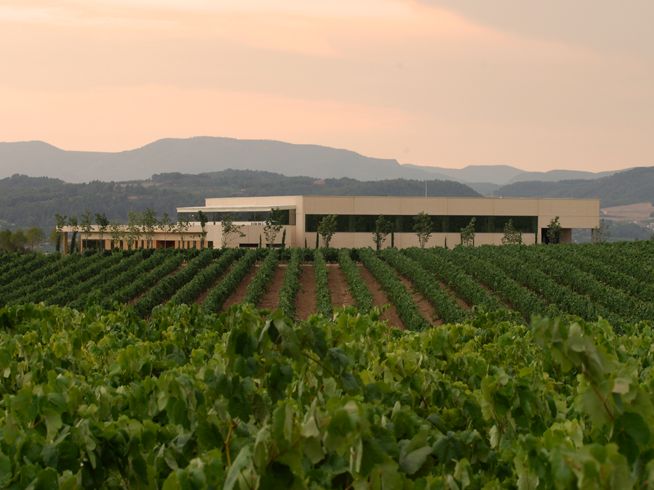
[68,216,79,253]
[221,214,245,248]
[592,219,610,244]
[141,208,158,249]
[372,215,393,251]
[54,213,67,253]
[460,217,476,247]
[546,216,562,244]
[198,210,209,248]
[25,227,45,251]
[317,214,338,248]
[0,230,13,251]
[263,208,285,248]
[11,230,27,251]
[501,219,522,245]
[176,214,191,249]
[109,222,123,250]
[413,212,432,248]
[95,213,109,252]
[80,211,93,251]
[127,211,143,250]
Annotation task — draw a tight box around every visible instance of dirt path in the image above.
[327,264,354,308]
[222,262,259,308]
[258,264,286,310]
[357,264,405,329]
[439,281,470,310]
[295,264,317,320]
[128,262,185,305]
[397,275,441,326]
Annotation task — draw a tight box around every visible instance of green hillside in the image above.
[496,166,654,207]
[0,170,478,231]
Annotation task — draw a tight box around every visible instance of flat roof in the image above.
[195,195,600,202]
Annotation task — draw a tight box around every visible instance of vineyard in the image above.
[2,242,654,486]
[0,304,652,487]
[1,241,654,327]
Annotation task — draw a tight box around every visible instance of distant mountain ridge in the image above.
[0,136,624,185]
[494,167,654,207]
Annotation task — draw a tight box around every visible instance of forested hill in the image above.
[495,166,654,207]
[0,170,478,230]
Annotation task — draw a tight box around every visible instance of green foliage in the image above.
[372,215,393,251]
[547,216,562,244]
[278,248,302,319]
[313,249,332,317]
[0,305,653,486]
[0,228,42,252]
[264,208,285,247]
[202,250,258,312]
[501,218,522,245]
[358,248,429,331]
[460,217,476,247]
[337,249,374,312]
[381,248,465,323]
[317,214,338,248]
[413,211,432,248]
[244,249,279,305]
[221,214,245,248]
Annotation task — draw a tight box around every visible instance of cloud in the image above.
[412,0,654,59]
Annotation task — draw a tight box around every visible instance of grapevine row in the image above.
[337,249,374,312]
[358,248,429,331]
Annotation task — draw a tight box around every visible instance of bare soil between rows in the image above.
[257,264,286,310]
[222,262,259,308]
[357,264,405,329]
[295,264,317,320]
[327,264,355,309]
[397,275,441,326]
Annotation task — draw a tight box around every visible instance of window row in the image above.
[304,214,538,234]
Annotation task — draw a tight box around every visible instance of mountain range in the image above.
[0,137,622,186]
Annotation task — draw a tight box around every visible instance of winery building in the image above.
[62,195,600,251]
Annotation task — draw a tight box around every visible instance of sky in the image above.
[0,0,652,172]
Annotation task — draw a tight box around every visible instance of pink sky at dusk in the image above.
[0,0,652,171]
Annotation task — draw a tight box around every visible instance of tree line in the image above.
[53,210,199,253]
[0,228,45,252]
[313,213,542,249]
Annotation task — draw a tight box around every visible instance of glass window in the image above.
[305,214,538,233]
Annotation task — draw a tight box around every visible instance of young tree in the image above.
[221,214,245,248]
[372,215,393,251]
[591,219,610,244]
[160,212,172,233]
[460,217,476,247]
[197,210,209,248]
[141,208,158,249]
[263,208,284,248]
[68,216,79,253]
[413,212,432,248]
[0,230,13,251]
[95,213,109,252]
[501,219,523,245]
[25,227,45,251]
[176,214,191,249]
[54,213,67,253]
[546,216,562,244]
[317,214,338,248]
[11,230,27,251]
[80,211,93,252]
[109,222,123,250]
[127,211,143,250]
